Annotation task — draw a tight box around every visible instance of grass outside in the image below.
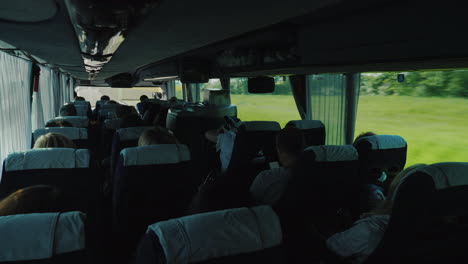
[231,94,468,166]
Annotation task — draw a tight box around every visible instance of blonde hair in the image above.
[33,133,76,149]
[0,185,63,216]
[138,127,178,146]
[369,163,426,216]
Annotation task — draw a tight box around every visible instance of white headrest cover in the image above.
[306,145,358,162]
[357,135,406,150]
[4,148,90,172]
[104,118,122,129]
[148,205,282,264]
[0,212,86,262]
[122,144,190,166]
[241,121,281,132]
[49,116,89,128]
[34,127,88,141]
[413,162,468,190]
[116,126,152,141]
[287,120,324,129]
[74,104,89,116]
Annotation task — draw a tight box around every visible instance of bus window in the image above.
[356,71,468,166]
[230,77,300,127]
[175,80,183,100]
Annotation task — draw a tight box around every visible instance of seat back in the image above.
[48,116,89,128]
[98,104,119,121]
[33,127,89,149]
[134,206,285,264]
[108,126,152,174]
[278,145,360,234]
[285,120,325,146]
[0,212,87,264]
[228,121,281,169]
[112,144,196,258]
[0,148,97,212]
[354,135,407,183]
[365,162,468,264]
[73,101,91,117]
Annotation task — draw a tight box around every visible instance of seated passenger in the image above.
[101,95,110,101]
[106,100,119,105]
[354,131,386,211]
[0,185,64,216]
[325,164,425,263]
[33,133,76,149]
[59,103,77,116]
[138,127,179,146]
[249,127,305,205]
[137,95,149,116]
[117,105,145,128]
[45,120,73,127]
[204,116,242,170]
[74,96,86,102]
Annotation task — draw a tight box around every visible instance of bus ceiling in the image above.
[2,1,468,84]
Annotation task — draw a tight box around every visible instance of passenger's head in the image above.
[140,95,149,102]
[169,96,177,104]
[45,120,73,127]
[106,100,118,105]
[0,185,64,216]
[371,164,426,215]
[74,96,85,102]
[276,127,306,168]
[59,103,77,116]
[354,131,377,144]
[33,133,76,149]
[138,126,179,146]
[100,95,110,101]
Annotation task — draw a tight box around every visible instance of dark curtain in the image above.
[289,75,307,120]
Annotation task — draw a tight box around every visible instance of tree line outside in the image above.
[203,71,468,98]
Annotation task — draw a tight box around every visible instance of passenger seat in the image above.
[134,205,285,264]
[33,127,89,149]
[73,101,92,117]
[0,148,98,213]
[0,211,88,264]
[48,116,89,128]
[112,144,196,257]
[365,162,468,263]
[285,120,325,146]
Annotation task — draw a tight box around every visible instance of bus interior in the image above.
[1,1,468,263]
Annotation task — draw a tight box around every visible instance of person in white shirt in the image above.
[249,127,306,205]
[326,164,425,263]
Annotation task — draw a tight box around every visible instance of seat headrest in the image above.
[116,126,152,141]
[33,127,88,141]
[121,144,190,166]
[240,121,281,132]
[304,145,358,162]
[4,148,90,172]
[49,116,89,128]
[100,104,119,110]
[411,162,468,190]
[355,135,407,150]
[0,211,86,262]
[104,118,122,130]
[286,120,324,129]
[99,109,117,119]
[147,205,282,263]
[73,101,90,105]
[73,104,89,116]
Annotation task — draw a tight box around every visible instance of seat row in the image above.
[2,162,468,263]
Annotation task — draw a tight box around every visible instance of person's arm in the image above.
[205,127,224,144]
